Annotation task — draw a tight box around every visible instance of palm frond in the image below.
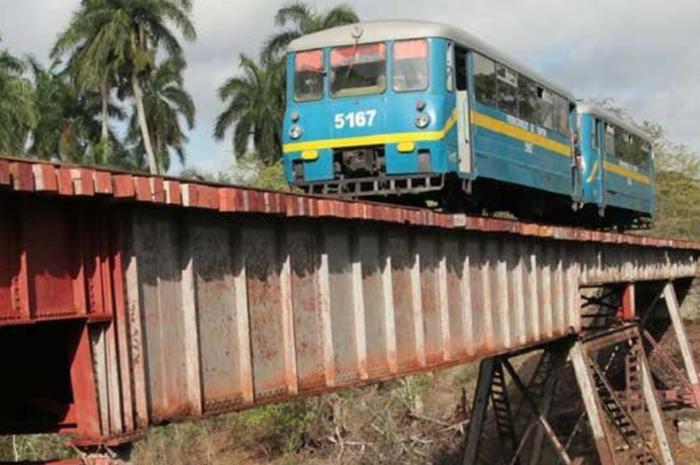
[274,2,312,28]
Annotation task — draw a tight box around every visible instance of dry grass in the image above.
[132,364,478,465]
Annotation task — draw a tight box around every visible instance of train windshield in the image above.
[294,50,324,102]
[393,39,429,92]
[331,43,387,97]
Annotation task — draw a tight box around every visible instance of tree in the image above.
[53,0,196,174]
[127,57,195,172]
[643,122,700,239]
[262,1,358,63]
[0,36,35,154]
[214,55,284,163]
[25,57,126,165]
[52,10,120,162]
[215,2,359,164]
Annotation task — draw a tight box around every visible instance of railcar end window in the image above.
[393,39,429,92]
[446,42,454,92]
[331,43,387,97]
[536,87,554,130]
[591,118,599,149]
[613,129,650,169]
[496,65,518,116]
[473,53,496,105]
[553,95,570,134]
[604,124,615,158]
[294,50,325,102]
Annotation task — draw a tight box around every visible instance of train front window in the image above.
[294,50,324,102]
[392,39,428,92]
[331,43,386,97]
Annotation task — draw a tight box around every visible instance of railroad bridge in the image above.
[1,156,699,465]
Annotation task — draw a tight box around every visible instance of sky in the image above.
[1,0,699,174]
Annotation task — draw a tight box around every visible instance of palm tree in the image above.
[215,2,358,164]
[25,57,124,165]
[0,36,35,154]
[262,1,359,63]
[53,0,196,174]
[127,56,195,172]
[214,55,284,163]
[52,21,120,163]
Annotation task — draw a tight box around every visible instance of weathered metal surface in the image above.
[0,156,699,446]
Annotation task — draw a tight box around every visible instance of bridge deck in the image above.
[0,156,698,446]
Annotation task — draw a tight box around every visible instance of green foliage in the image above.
[237,401,316,453]
[262,1,359,64]
[0,36,35,153]
[0,435,74,462]
[215,1,359,166]
[134,400,317,464]
[453,363,479,387]
[246,158,289,190]
[128,56,196,172]
[214,55,285,163]
[24,56,125,165]
[650,138,700,239]
[180,156,289,192]
[52,0,197,173]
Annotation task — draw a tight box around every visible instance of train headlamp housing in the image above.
[290,110,300,122]
[415,113,431,129]
[289,124,304,140]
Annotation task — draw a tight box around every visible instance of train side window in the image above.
[496,64,518,115]
[536,87,554,129]
[591,118,600,149]
[518,75,538,124]
[604,123,615,158]
[472,53,495,104]
[641,141,651,169]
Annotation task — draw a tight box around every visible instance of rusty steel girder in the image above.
[0,156,699,449]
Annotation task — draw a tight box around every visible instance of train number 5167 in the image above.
[334,110,377,129]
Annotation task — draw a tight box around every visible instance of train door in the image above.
[600,119,612,211]
[454,45,472,175]
[583,116,607,212]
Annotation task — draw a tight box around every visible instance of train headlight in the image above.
[289,124,303,140]
[415,113,431,129]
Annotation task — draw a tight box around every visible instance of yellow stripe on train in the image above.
[284,110,570,159]
[282,109,459,154]
[469,112,571,157]
[603,161,651,185]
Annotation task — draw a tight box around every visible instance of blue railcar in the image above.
[577,102,654,227]
[282,20,653,228]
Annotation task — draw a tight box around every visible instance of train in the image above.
[281,20,654,229]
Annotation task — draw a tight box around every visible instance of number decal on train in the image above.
[334,110,377,129]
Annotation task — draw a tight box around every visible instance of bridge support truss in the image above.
[462,281,700,465]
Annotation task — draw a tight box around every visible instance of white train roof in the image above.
[576,101,651,141]
[288,20,576,101]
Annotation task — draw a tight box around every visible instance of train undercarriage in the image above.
[291,146,652,231]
